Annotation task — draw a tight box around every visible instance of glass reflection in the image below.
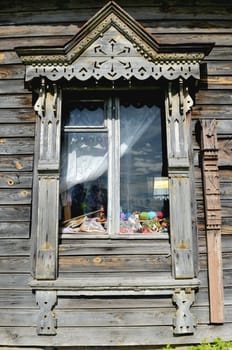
[120,101,169,234]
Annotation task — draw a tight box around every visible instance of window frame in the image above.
[15,0,213,284]
[60,88,168,237]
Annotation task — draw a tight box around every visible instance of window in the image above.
[60,90,169,235]
[16,1,212,282]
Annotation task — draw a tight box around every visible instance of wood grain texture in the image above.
[0,323,232,346]
[0,0,231,346]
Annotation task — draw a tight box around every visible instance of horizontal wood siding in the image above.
[59,238,171,276]
[0,0,231,347]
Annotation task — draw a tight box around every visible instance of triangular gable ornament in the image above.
[16,1,213,83]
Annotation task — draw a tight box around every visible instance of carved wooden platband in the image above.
[16,2,212,84]
[24,26,201,82]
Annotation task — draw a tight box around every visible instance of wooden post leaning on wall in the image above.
[201,119,224,323]
[34,78,61,280]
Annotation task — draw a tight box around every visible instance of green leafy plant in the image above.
[162,338,232,350]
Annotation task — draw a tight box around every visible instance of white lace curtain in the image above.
[60,104,160,196]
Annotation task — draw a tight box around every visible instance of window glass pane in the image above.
[60,132,108,233]
[65,100,105,126]
[120,99,169,234]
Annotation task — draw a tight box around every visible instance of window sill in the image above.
[30,276,200,296]
[60,232,169,240]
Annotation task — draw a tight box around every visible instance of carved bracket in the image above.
[173,289,196,335]
[36,290,57,335]
[34,79,61,171]
[166,79,193,163]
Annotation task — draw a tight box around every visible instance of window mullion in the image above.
[107,97,120,235]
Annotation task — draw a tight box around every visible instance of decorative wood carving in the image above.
[173,289,196,335]
[16,2,213,84]
[23,27,202,82]
[165,80,195,279]
[35,81,61,280]
[36,290,57,335]
[14,2,214,338]
[201,119,224,323]
[166,79,193,163]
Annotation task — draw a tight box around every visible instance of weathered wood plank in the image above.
[56,305,232,326]
[59,241,171,255]
[59,254,171,273]
[0,24,79,37]
[1,0,232,10]
[0,257,30,272]
[0,65,25,80]
[0,310,37,327]
[222,225,232,235]
[1,323,232,346]
[0,51,22,65]
[2,23,232,39]
[0,94,32,107]
[216,120,232,135]
[192,105,232,120]
[195,286,232,306]
[30,269,232,289]
[200,76,232,90]
[195,90,232,104]
[0,189,31,204]
[0,109,35,123]
[57,295,173,309]
[0,30,231,49]
[0,37,69,50]
[0,290,35,308]
[0,155,33,171]
[0,124,35,138]
[0,173,32,188]
[0,273,32,289]
[1,5,232,26]
[6,306,220,327]
[0,206,30,221]
[220,180,232,198]
[155,33,232,46]
[56,308,175,327]
[206,62,232,76]
[0,222,30,238]
[197,201,232,221]
[200,252,232,270]
[0,240,30,256]
[209,47,232,60]
[0,138,34,155]
[0,80,29,94]
[218,139,232,167]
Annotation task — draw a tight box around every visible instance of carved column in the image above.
[165,79,195,279]
[34,78,61,280]
[201,119,224,323]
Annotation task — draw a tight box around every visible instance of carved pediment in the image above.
[16,1,213,82]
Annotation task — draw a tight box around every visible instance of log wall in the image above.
[0,0,231,347]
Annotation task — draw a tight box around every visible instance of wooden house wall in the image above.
[0,0,231,347]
